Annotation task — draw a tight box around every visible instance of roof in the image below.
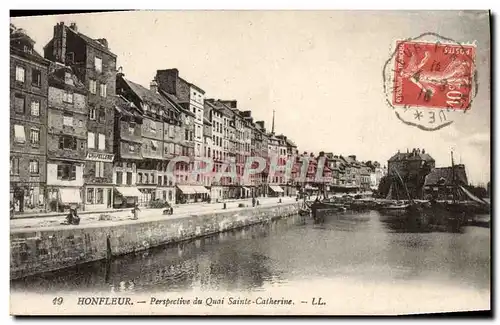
[123,78,166,107]
[48,65,87,94]
[10,30,50,66]
[424,165,468,186]
[66,26,117,58]
[158,89,194,117]
[285,138,297,148]
[203,117,212,126]
[389,150,435,162]
[114,95,142,120]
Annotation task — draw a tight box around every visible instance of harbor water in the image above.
[11,210,490,313]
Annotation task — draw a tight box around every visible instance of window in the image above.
[29,160,39,174]
[58,135,77,150]
[63,91,73,103]
[14,94,25,114]
[99,83,107,97]
[96,189,104,204]
[169,124,175,138]
[129,144,135,152]
[31,69,41,87]
[94,57,102,72]
[10,157,19,175]
[30,100,40,116]
[151,140,158,152]
[98,108,106,123]
[63,114,74,127]
[15,66,25,82]
[89,107,96,120]
[98,134,105,150]
[149,120,157,133]
[64,72,74,85]
[30,128,40,145]
[137,173,142,184]
[126,172,132,185]
[95,161,105,178]
[86,188,94,204]
[87,132,95,149]
[185,129,189,141]
[14,125,25,143]
[57,164,77,181]
[169,143,174,154]
[89,79,97,94]
[116,171,123,184]
[158,176,162,186]
[129,122,136,134]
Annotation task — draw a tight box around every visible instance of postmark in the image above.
[383,33,478,131]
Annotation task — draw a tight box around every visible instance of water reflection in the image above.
[11,211,490,295]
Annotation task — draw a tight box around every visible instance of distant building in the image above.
[423,164,468,200]
[386,148,435,199]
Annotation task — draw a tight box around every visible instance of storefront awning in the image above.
[59,188,81,204]
[192,186,210,194]
[116,186,142,197]
[269,185,284,193]
[177,185,197,194]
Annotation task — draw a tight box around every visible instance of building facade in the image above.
[46,64,88,212]
[10,25,50,213]
[112,94,144,208]
[44,22,117,211]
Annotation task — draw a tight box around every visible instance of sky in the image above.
[10,10,491,185]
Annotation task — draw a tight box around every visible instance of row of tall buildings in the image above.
[10,22,386,213]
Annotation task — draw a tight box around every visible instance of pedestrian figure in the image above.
[131,203,140,220]
[63,208,80,225]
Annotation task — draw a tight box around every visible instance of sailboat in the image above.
[428,150,489,228]
[378,168,425,216]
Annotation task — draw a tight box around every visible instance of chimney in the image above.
[117,66,124,78]
[156,69,179,96]
[349,155,356,161]
[52,22,67,64]
[150,79,158,93]
[220,100,237,109]
[69,22,78,32]
[97,38,108,48]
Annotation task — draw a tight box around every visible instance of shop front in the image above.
[11,182,46,214]
[176,185,197,204]
[268,185,284,197]
[84,152,115,211]
[114,186,142,208]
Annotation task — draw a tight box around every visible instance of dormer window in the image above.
[23,45,32,54]
[143,103,149,112]
[64,72,74,86]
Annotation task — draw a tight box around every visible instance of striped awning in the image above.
[116,186,142,197]
[177,185,197,194]
[269,185,284,193]
[192,186,210,194]
[59,188,81,204]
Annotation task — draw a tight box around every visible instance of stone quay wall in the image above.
[11,202,300,279]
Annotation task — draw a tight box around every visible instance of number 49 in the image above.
[52,297,64,305]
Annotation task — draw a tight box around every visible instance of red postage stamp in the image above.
[392,40,476,110]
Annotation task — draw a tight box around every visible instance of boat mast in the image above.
[451,150,456,203]
[392,167,413,204]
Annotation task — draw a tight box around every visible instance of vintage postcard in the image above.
[9,10,491,316]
